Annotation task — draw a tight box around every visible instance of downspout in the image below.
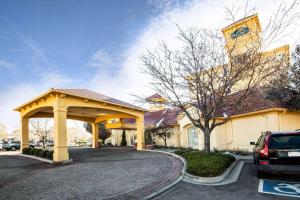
[226,120,234,151]
[278,109,287,131]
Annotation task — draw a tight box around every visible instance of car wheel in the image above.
[11,146,16,151]
[257,170,267,178]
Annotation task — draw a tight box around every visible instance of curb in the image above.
[18,154,74,164]
[142,149,245,188]
[183,159,244,185]
[17,154,54,163]
[141,149,186,200]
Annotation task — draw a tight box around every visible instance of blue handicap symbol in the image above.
[259,179,300,198]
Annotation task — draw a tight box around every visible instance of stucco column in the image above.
[136,117,145,150]
[53,106,69,162]
[92,123,99,148]
[20,117,29,151]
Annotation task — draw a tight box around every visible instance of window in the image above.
[231,26,250,39]
[188,126,199,149]
[258,134,265,148]
[269,134,300,149]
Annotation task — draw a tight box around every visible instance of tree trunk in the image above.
[164,138,167,148]
[42,140,45,148]
[204,128,211,153]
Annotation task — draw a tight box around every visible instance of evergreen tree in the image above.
[120,130,127,146]
[267,46,300,108]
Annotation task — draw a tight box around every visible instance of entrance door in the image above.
[188,126,199,149]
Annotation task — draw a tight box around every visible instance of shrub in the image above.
[174,148,192,156]
[175,150,235,177]
[22,147,53,160]
[35,149,42,156]
[22,148,30,154]
[47,150,54,160]
[120,130,127,146]
[42,150,49,158]
[28,148,33,155]
[38,149,45,157]
[31,148,38,156]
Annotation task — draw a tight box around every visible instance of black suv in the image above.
[251,131,300,177]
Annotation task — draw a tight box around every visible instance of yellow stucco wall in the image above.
[280,113,300,131]
[109,129,136,146]
[108,110,300,152]
[177,110,300,152]
[153,126,180,147]
[222,14,262,56]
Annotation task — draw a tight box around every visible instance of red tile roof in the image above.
[142,88,295,129]
[144,107,181,128]
[146,93,164,99]
[51,88,145,110]
[222,14,258,31]
[217,87,285,117]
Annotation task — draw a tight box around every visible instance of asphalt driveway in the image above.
[0,147,183,200]
[2,149,299,200]
[154,162,300,200]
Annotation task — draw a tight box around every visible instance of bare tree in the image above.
[0,123,8,141]
[11,129,21,141]
[83,122,111,144]
[30,119,52,148]
[267,46,300,108]
[142,2,298,153]
[147,123,171,148]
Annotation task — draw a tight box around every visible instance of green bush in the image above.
[35,149,42,156]
[28,148,33,155]
[47,150,54,160]
[120,130,127,146]
[31,148,38,156]
[175,150,235,177]
[42,150,49,158]
[37,149,44,157]
[174,148,192,156]
[22,148,30,154]
[22,147,53,160]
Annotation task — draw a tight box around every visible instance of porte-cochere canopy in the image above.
[14,88,146,162]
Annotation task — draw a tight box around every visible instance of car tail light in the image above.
[259,161,269,165]
[259,134,270,158]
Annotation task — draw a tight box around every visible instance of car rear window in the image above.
[269,134,300,149]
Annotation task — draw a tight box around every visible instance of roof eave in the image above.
[14,88,147,113]
[221,14,259,33]
[14,89,54,111]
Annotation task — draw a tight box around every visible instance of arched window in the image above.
[188,126,199,149]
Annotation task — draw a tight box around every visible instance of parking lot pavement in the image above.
[0,153,53,188]
[154,162,300,200]
[0,147,183,200]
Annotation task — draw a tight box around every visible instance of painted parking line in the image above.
[258,179,300,198]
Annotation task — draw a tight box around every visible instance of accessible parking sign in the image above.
[259,179,300,198]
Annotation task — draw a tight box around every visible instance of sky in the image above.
[0,0,299,132]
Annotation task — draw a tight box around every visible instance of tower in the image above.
[146,93,167,111]
[222,14,262,57]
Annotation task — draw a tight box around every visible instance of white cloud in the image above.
[39,70,73,87]
[0,59,15,68]
[87,0,300,103]
[0,70,74,133]
[86,50,112,69]
[1,0,300,132]
[1,16,54,69]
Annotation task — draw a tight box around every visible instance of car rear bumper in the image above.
[259,164,300,175]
